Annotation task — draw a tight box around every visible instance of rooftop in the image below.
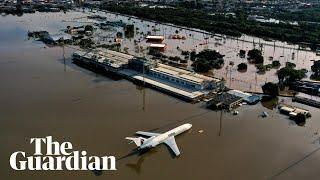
[133,75,204,100]
[150,43,166,48]
[46,33,72,41]
[73,49,134,68]
[146,35,165,40]
[152,63,221,84]
[227,89,260,103]
[207,93,243,108]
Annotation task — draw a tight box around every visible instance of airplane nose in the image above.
[186,123,192,129]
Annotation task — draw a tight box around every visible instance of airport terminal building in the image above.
[73,49,224,101]
[148,63,223,91]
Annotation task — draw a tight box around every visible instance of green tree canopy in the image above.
[311,60,320,80]
[262,82,279,97]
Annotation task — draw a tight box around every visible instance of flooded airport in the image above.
[1,11,320,180]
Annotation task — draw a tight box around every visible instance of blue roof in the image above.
[246,95,261,103]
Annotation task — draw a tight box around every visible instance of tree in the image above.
[190,51,196,61]
[79,38,94,49]
[191,49,225,72]
[311,60,320,80]
[277,66,306,85]
[239,50,246,58]
[116,32,123,38]
[169,56,182,62]
[84,25,93,32]
[237,63,247,71]
[247,49,264,64]
[196,49,224,60]
[255,55,264,64]
[124,24,134,38]
[286,62,296,68]
[262,82,279,97]
[192,61,211,73]
[272,60,281,68]
[256,64,266,73]
[148,48,166,59]
[293,113,307,126]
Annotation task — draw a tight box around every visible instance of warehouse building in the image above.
[227,90,260,104]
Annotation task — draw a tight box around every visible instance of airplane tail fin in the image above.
[125,137,145,147]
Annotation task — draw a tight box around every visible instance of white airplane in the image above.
[126,123,192,156]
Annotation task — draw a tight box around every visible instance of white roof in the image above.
[50,34,72,41]
[289,112,297,117]
[150,44,166,48]
[146,35,164,40]
[228,90,251,98]
[151,63,220,84]
[293,108,309,114]
[280,106,294,112]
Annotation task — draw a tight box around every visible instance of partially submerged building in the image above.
[72,49,224,102]
[129,60,223,101]
[128,58,223,91]
[206,93,243,110]
[205,89,260,110]
[227,90,260,104]
[148,63,223,91]
[128,57,156,73]
[43,33,72,44]
[290,80,320,96]
[146,35,164,43]
[293,93,320,108]
[67,26,85,35]
[149,43,166,51]
[28,31,73,44]
[72,49,134,72]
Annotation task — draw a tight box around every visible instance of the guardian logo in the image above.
[10,136,116,171]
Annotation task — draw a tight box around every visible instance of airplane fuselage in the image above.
[139,123,192,150]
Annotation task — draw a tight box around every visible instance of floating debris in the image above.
[232,110,239,115]
[261,111,269,118]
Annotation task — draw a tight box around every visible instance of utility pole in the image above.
[218,110,223,136]
[142,58,145,111]
[141,50,146,111]
[229,66,232,88]
[255,72,257,92]
[63,42,66,72]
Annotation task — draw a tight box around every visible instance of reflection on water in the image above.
[261,96,279,110]
[125,149,157,174]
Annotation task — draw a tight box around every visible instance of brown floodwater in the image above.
[1,11,320,180]
[83,10,319,93]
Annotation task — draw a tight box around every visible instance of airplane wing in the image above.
[135,131,160,137]
[164,137,180,156]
